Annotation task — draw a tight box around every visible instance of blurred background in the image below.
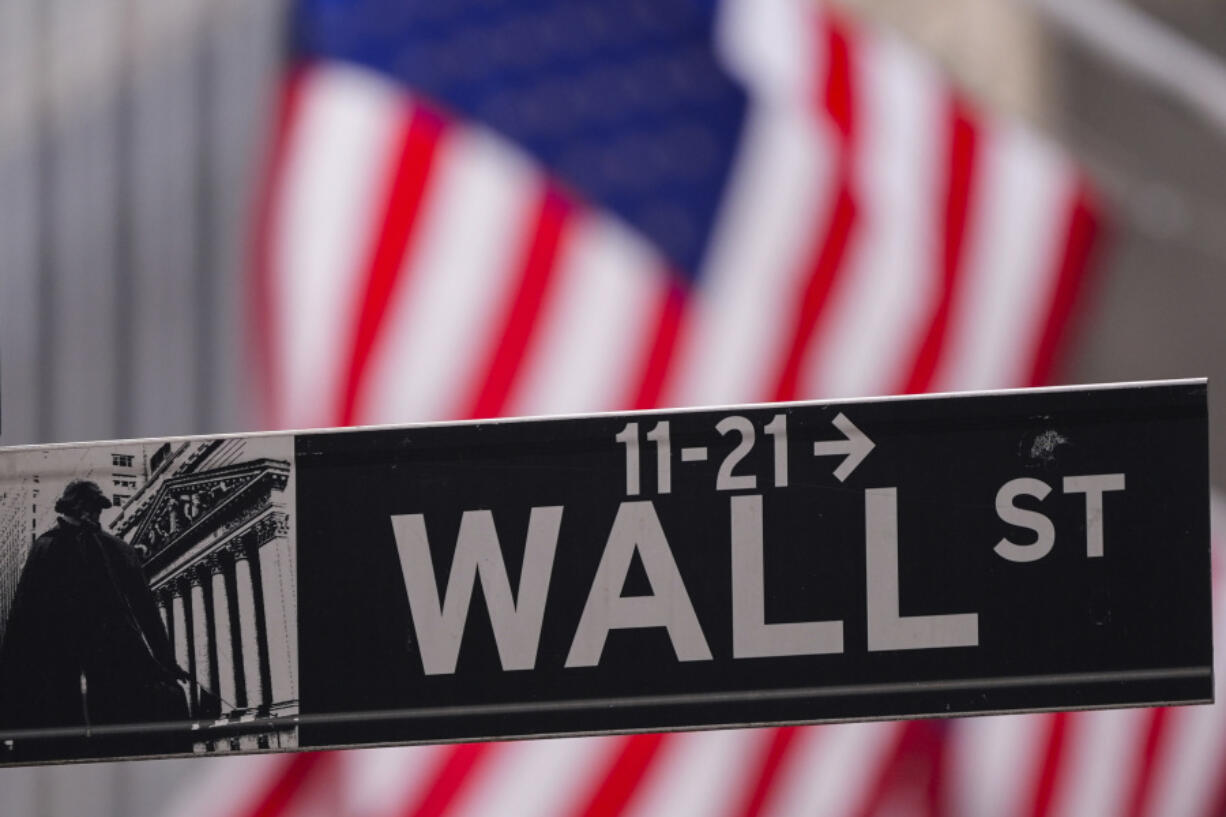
[1,0,1225,814]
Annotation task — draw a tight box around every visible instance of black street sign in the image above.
[0,379,1211,763]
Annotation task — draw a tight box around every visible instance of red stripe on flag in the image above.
[397,743,495,817]
[726,727,805,817]
[824,14,854,143]
[1122,707,1172,817]
[1025,712,1073,817]
[336,103,447,426]
[628,277,688,410]
[251,66,309,428]
[463,185,574,419]
[847,722,940,817]
[570,734,669,817]
[1027,179,1101,387]
[901,97,979,395]
[923,723,949,817]
[771,13,857,403]
[242,752,332,817]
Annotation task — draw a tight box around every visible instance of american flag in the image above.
[164,0,1226,815]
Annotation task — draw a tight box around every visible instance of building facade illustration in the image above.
[111,436,299,753]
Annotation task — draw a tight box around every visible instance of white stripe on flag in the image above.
[508,211,667,417]
[807,29,945,400]
[272,64,408,430]
[715,0,822,103]
[668,99,836,407]
[357,124,540,425]
[949,712,1051,817]
[340,745,451,817]
[1051,708,1149,817]
[934,126,1075,392]
[621,730,761,817]
[454,737,624,817]
[758,723,899,817]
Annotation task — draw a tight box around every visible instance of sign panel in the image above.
[0,380,1210,763]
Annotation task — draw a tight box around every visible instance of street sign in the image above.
[0,379,1211,763]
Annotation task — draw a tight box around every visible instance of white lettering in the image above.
[731,494,843,658]
[994,478,1056,563]
[866,488,978,651]
[390,507,563,675]
[1063,473,1126,557]
[566,501,712,667]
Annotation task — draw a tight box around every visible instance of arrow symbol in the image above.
[813,412,874,482]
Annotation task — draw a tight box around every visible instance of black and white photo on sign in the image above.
[0,434,298,760]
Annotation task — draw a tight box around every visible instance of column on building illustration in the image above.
[232,541,267,713]
[189,570,214,717]
[170,583,192,708]
[207,555,238,711]
[256,509,296,714]
[170,545,273,720]
[161,546,272,722]
[222,551,250,710]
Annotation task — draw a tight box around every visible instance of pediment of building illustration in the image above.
[129,458,290,560]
